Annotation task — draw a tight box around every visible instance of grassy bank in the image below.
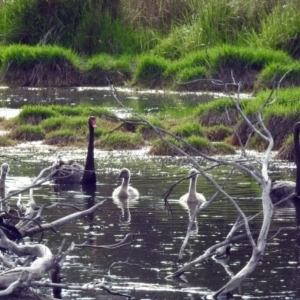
[0,1,299,90]
[0,87,299,157]
[0,44,298,90]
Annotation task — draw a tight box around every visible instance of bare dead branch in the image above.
[24,200,107,236]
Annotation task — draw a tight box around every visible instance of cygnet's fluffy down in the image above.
[112,168,139,199]
[179,168,206,203]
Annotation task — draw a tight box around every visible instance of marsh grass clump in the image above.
[256,62,300,89]
[172,122,205,138]
[10,124,45,141]
[45,129,78,146]
[133,55,170,87]
[40,117,65,132]
[2,45,81,86]
[18,105,57,124]
[149,134,232,156]
[232,89,300,149]
[206,125,232,141]
[163,46,293,90]
[177,66,207,85]
[245,88,300,119]
[50,106,85,116]
[185,135,213,154]
[98,131,144,150]
[149,137,182,156]
[85,54,132,85]
[137,116,165,140]
[210,45,291,71]
[206,46,292,90]
[275,134,294,161]
[196,98,240,127]
[0,135,16,147]
[212,142,236,155]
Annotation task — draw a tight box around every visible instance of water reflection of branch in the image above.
[212,256,235,278]
[26,280,132,299]
[108,258,143,276]
[74,232,138,249]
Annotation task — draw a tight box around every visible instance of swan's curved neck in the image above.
[87,124,94,166]
[294,123,300,196]
[189,176,197,196]
[82,123,96,184]
[0,172,6,189]
[121,177,129,190]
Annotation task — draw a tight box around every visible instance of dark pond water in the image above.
[0,88,299,300]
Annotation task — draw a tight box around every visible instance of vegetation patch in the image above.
[0,135,16,147]
[149,137,182,156]
[275,134,294,161]
[256,63,300,90]
[85,54,132,86]
[2,45,81,86]
[185,135,213,155]
[10,124,45,141]
[206,125,232,141]
[45,129,78,146]
[133,55,170,88]
[19,105,57,124]
[98,132,144,150]
[197,98,239,127]
[172,122,205,138]
[212,142,236,155]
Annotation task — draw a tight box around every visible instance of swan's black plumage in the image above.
[81,116,96,185]
[0,217,22,241]
[52,116,96,184]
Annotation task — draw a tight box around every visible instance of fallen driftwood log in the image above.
[0,228,57,298]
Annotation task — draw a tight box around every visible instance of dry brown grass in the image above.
[120,0,195,31]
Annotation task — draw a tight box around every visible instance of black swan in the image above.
[270,122,300,202]
[112,168,139,199]
[0,217,22,241]
[52,116,96,184]
[179,169,206,203]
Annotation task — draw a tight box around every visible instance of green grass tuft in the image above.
[45,129,77,145]
[172,122,205,138]
[19,105,57,124]
[99,132,144,150]
[10,124,45,141]
[134,55,170,85]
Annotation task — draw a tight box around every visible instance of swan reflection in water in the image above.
[179,199,203,233]
[112,168,139,224]
[179,168,206,233]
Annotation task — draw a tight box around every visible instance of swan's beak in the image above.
[91,119,97,127]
